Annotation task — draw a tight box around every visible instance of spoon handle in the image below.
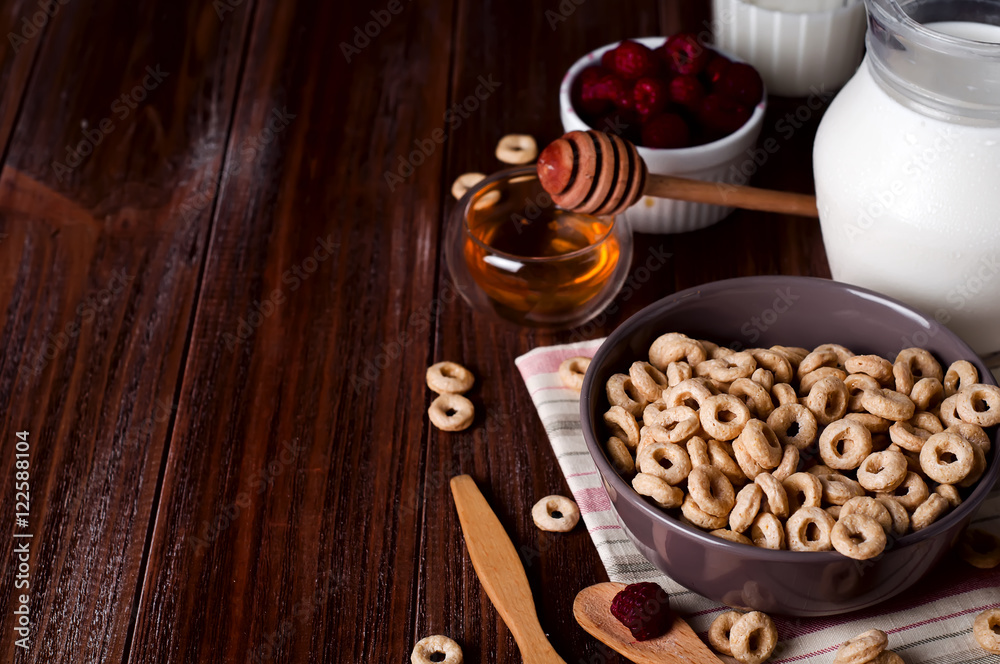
[645,173,820,217]
[450,475,567,664]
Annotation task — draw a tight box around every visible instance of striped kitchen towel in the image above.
[516,339,1000,664]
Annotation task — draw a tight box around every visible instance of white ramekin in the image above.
[559,37,767,235]
[712,0,866,98]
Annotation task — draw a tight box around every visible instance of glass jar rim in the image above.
[867,0,1000,58]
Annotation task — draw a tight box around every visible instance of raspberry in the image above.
[574,66,612,115]
[668,74,706,111]
[716,62,764,106]
[609,39,660,80]
[610,582,672,641]
[698,93,752,138]
[661,33,711,76]
[640,113,691,149]
[703,53,730,86]
[632,77,671,120]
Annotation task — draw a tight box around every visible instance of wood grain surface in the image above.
[0,1,830,662]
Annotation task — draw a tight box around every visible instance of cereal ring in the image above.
[805,376,849,425]
[681,495,728,530]
[869,651,904,664]
[807,464,839,477]
[841,496,892,533]
[733,438,767,481]
[754,472,790,519]
[700,394,752,441]
[785,506,835,552]
[766,404,818,450]
[845,412,891,434]
[798,348,840,378]
[846,354,894,385]
[944,360,979,397]
[695,351,757,383]
[426,361,475,394]
[946,422,991,453]
[749,349,794,383]
[428,394,475,431]
[857,451,907,492]
[819,419,873,470]
[959,528,1000,569]
[637,440,692,486]
[826,505,842,520]
[649,335,707,371]
[832,514,887,560]
[735,420,783,469]
[709,438,747,486]
[845,373,881,411]
[772,382,798,406]
[729,378,775,419]
[531,495,580,532]
[689,465,736,517]
[666,361,693,387]
[771,444,799,482]
[645,405,700,443]
[665,378,714,409]
[411,635,463,664]
[708,343,735,360]
[632,473,684,509]
[641,401,669,426]
[819,473,865,506]
[604,405,641,451]
[771,344,810,367]
[894,348,943,394]
[751,368,775,392]
[815,343,856,365]
[957,442,987,489]
[876,497,910,537]
[730,483,763,533]
[956,383,1000,426]
[919,432,974,484]
[862,388,915,422]
[606,436,635,476]
[687,436,710,468]
[711,529,753,545]
[629,361,669,402]
[606,373,648,418]
[938,394,963,427]
[934,483,962,508]
[799,367,849,397]
[451,172,485,200]
[911,493,949,531]
[973,609,1000,654]
[909,377,944,411]
[782,472,823,512]
[558,357,590,391]
[708,611,743,656]
[910,410,944,433]
[833,629,888,664]
[729,611,778,664]
[750,512,785,549]
[878,471,929,511]
[888,421,932,453]
[495,133,537,164]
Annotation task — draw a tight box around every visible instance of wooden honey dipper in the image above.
[536,130,818,218]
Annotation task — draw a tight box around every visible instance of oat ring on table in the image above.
[845,354,894,385]
[450,172,485,200]
[708,438,747,487]
[605,436,635,476]
[919,431,974,484]
[786,505,835,552]
[411,635,463,664]
[771,382,798,406]
[845,373,880,411]
[680,495,728,530]
[632,472,684,509]
[735,420,782,469]
[629,361,669,402]
[606,373,648,418]
[729,377,774,419]
[637,440,692,486]
[857,450,907,492]
[688,465,736,518]
[832,513,887,560]
[729,483,762,533]
[841,496,892,533]
[887,421,932,452]
[749,348,793,383]
[427,393,475,431]
[861,388,915,422]
[700,394,752,441]
[495,133,538,164]
[754,472,790,519]
[426,361,475,394]
[960,528,1000,569]
[944,359,978,397]
[782,472,823,513]
[938,394,964,427]
[956,383,1000,426]
[805,376,849,425]
[909,377,944,411]
[946,422,991,453]
[877,471,928,511]
[974,609,1000,654]
[750,512,785,549]
[729,611,778,664]
[531,495,580,532]
[876,496,910,537]
[708,611,744,656]
[911,493,950,531]
[603,405,640,451]
[695,351,757,383]
[771,444,799,482]
[558,356,590,391]
[666,361,693,387]
[665,378,715,409]
[765,403,817,450]
[819,418,872,470]
[648,334,707,371]
[833,629,888,664]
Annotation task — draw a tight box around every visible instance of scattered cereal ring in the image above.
[841,496,892,533]
[755,472,790,519]
[664,378,715,410]
[629,361,669,401]
[894,348,943,395]
[888,421,932,453]
[833,628,888,664]
[911,493,949,531]
[730,483,763,533]
[700,394,752,441]
[750,512,785,549]
[819,418,873,470]
[696,352,757,383]
[687,436,710,468]
[909,377,944,411]
[644,405,700,443]
[832,513,887,559]
[877,471,928,511]
[428,393,475,431]
[876,496,910,537]
[708,611,743,656]
[666,361,693,387]
[558,356,590,391]
[604,405,640,451]
[749,348,794,383]
[819,473,865,506]
[531,495,580,532]
[632,472,684,509]
[785,506,835,552]
[944,360,978,397]
[495,134,538,164]
[729,611,778,664]
[955,383,1000,426]
[709,438,747,487]
[846,412,892,434]
[649,334,707,371]
[845,373,880,411]
[736,419,783,469]
[688,465,736,518]
[733,438,767,481]
[946,422,991,453]
[605,436,635,476]
[959,528,1000,569]
[751,368,775,392]
[681,495,728,530]
[771,444,799,482]
[798,348,840,378]
[729,377,774,418]
[710,529,753,545]
[767,403,818,450]
[870,651,904,664]
[606,373,648,418]
[911,409,944,433]
[799,367,848,397]
[771,345,809,368]
[974,609,1000,654]
[857,450,907,492]
[919,432,974,484]
[862,388,915,422]
[938,394,963,427]
[771,382,798,406]
[426,361,475,394]
[782,472,823,512]
[637,440,692,486]
[934,483,961,508]
[805,376,849,425]
[845,354,894,385]
[815,343,855,366]
[411,635,463,664]
[451,172,485,200]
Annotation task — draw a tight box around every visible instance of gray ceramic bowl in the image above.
[580,276,1000,616]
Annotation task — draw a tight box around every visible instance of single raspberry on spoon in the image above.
[610,582,673,641]
[641,113,691,149]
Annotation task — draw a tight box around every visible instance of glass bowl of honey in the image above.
[445,166,633,329]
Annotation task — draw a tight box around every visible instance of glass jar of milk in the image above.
[814,0,1000,361]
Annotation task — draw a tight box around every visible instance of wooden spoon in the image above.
[536,130,818,218]
[450,475,568,664]
[574,582,725,664]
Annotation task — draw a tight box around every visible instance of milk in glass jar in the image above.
[814,0,1000,361]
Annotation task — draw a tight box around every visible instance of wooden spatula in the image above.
[450,475,568,664]
[574,582,725,664]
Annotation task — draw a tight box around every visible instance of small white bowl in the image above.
[559,36,766,234]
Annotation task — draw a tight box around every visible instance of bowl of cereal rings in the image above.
[580,275,1000,616]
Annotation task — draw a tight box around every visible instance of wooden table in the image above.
[0,1,828,661]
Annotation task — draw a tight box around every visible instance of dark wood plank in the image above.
[0,2,254,662]
[0,0,52,161]
[127,0,458,662]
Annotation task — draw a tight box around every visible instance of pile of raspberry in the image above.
[571,34,764,149]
